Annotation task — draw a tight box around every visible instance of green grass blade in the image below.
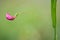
[51,0,57,28]
[51,0,57,40]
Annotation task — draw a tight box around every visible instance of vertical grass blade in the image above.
[51,0,57,28]
[51,0,57,40]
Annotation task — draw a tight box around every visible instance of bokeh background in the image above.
[0,0,59,40]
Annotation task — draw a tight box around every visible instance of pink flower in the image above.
[6,12,16,20]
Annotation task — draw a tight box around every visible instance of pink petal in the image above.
[6,12,16,20]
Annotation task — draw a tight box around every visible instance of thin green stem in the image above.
[51,0,57,40]
[54,27,56,40]
[51,0,57,28]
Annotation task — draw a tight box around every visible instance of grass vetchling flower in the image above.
[6,12,18,20]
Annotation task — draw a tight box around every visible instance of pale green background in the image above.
[0,0,59,40]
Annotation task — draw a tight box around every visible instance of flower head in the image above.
[6,12,16,20]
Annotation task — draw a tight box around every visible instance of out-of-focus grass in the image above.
[57,0,60,40]
[0,0,54,40]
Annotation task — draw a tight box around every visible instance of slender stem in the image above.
[51,0,57,28]
[15,13,19,17]
[15,12,23,17]
[54,27,56,40]
[51,0,57,40]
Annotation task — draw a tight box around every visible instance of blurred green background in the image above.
[0,0,59,40]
